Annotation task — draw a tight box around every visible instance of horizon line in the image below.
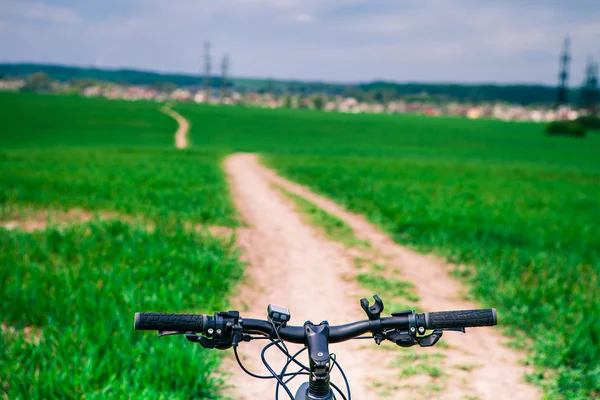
[0,60,564,88]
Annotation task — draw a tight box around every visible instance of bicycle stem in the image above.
[304,321,335,400]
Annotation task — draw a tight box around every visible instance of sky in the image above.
[1,0,599,85]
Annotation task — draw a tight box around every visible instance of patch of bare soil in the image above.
[0,208,125,232]
[0,208,240,239]
[160,106,189,149]
[1,324,42,345]
[223,153,541,400]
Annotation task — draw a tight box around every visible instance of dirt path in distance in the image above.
[223,153,541,400]
[160,106,189,149]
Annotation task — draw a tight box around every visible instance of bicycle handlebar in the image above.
[135,301,497,400]
[135,308,497,344]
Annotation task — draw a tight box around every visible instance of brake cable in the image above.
[261,340,295,399]
[330,353,351,400]
[276,347,307,400]
[263,339,349,400]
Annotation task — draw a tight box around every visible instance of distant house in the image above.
[194,91,207,103]
[0,79,25,91]
[466,107,483,119]
[171,89,192,101]
[83,86,101,97]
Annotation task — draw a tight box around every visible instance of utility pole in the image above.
[556,36,571,106]
[203,41,212,98]
[220,54,229,100]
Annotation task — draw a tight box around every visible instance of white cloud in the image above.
[295,13,314,23]
[18,1,82,24]
[349,14,410,34]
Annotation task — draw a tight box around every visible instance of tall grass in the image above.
[1,221,243,399]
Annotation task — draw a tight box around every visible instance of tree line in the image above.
[0,62,587,106]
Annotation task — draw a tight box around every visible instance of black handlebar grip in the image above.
[134,312,206,331]
[423,309,497,329]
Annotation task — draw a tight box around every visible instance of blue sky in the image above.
[1,0,599,84]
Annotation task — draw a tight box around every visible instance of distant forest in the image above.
[0,62,570,105]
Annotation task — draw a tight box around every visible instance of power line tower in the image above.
[581,56,598,114]
[203,41,212,96]
[220,54,229,100]
[592,61,599,114]
[556,36,571,106]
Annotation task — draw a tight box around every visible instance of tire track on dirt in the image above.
[224,153,541,400]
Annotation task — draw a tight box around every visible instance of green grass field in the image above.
[1,149,238,225]
[0,92,242,399]
[177,104,600,398]
[0,92,175,148]
[0,93,238,225]
[2,92,598,398]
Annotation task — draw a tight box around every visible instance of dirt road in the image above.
[223,153,540,399]
[160,106,189,149]
[223,153,382,399]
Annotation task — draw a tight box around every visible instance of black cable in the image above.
[270,318,291,357]
[276,348,347,400]
[331,382,347,400]
[274,342,309,372]
[234,331,287,380]
[235,341,351,399]
[270,318,295,385]
[326,358,348,400]
[284,369,309,384]
[234,346,275,380]
[330,353,351,400]
[280,347,308,384]
[270,342,348,399]
[261,341,295,399]
[234,341,309,381]
[233,328,361,399]
[276,347,306,400]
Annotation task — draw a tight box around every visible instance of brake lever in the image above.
[184,332,220,348]
[385,325,466,348]
[158,330,220,349]
[417,327,465,347]
[417,329,443,347]
[444,327,466,333]
[158,330,186,337]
